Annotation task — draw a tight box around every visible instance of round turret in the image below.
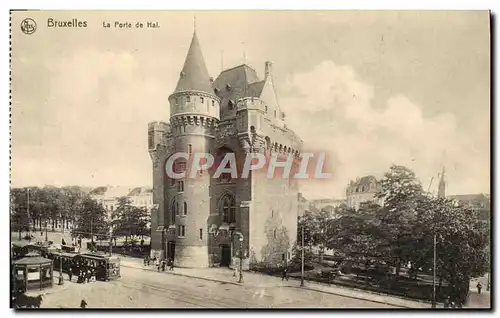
[169,91,220,120]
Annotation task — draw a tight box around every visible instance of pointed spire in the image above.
[193,13,196,33]
[438,166,446,198]
[174,31,213,94]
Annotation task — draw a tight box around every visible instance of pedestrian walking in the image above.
[169,258,174,271]
[80,299,87,309]
[282,264,288,281]
[86,269,91,283]
[161,259,166,272]
[68,267,73,282]
[477,282,483,294]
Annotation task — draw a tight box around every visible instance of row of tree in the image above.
[10,186,151,244]
[295,165,490,305]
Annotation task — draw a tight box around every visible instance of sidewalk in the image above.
[119,256,429,308]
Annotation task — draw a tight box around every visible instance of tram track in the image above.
[112,276,271,308]
[109,280,209,308]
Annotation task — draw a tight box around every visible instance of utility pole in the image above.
[300,219,305,287]
[432,233,437,308]
[238,237,244,283]
[45,220,48,242]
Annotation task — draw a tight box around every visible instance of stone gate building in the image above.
[148,30,303,269]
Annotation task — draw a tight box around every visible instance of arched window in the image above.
[219,193,236,223]
[183,202,187,216]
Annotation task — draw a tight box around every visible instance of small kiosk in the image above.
[13,252,53,292]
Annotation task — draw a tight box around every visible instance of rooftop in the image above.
[174,32,213,95]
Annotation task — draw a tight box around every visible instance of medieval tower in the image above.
[148,29,303,269]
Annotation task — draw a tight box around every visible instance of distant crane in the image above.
[427,176,434,193]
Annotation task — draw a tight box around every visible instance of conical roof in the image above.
[174,32,213,94]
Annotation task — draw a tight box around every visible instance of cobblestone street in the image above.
[37,266,400,308]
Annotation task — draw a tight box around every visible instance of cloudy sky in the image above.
[11,11,490,199]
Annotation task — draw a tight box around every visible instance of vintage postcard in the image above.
[9,10,491,309]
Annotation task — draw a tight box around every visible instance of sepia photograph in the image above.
[9,10,491,309]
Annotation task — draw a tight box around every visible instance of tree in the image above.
[296,211,319,248]
[327,202,388,266]
[413,196,489,304]
[376,164,424,276]
[291,241,315,268]
[72,196,108,243]
[112,197,150,244]
[10,188,31,237]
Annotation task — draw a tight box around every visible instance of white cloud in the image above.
[280,60,489,199]
[11,49,174,188]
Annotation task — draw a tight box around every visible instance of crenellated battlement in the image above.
[236,97,266,112]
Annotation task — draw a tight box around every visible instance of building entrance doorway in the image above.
[167,241,176,261]
[220,244,231,267]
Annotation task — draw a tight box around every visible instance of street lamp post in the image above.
[58,255,64,285]
[300,219,305,287]
[238,236,244,283]
[45,220,48,242]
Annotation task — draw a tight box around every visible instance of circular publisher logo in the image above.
[20,18,37,35]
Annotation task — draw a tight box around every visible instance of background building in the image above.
[310,198,347,214]
[148,30,302,269]
[89,186,153,219]
[346,176,383,210]
[448,193,490,220]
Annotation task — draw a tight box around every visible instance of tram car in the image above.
[46,251,78,274]
[74,252,121,281]
[12,242,121,282]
